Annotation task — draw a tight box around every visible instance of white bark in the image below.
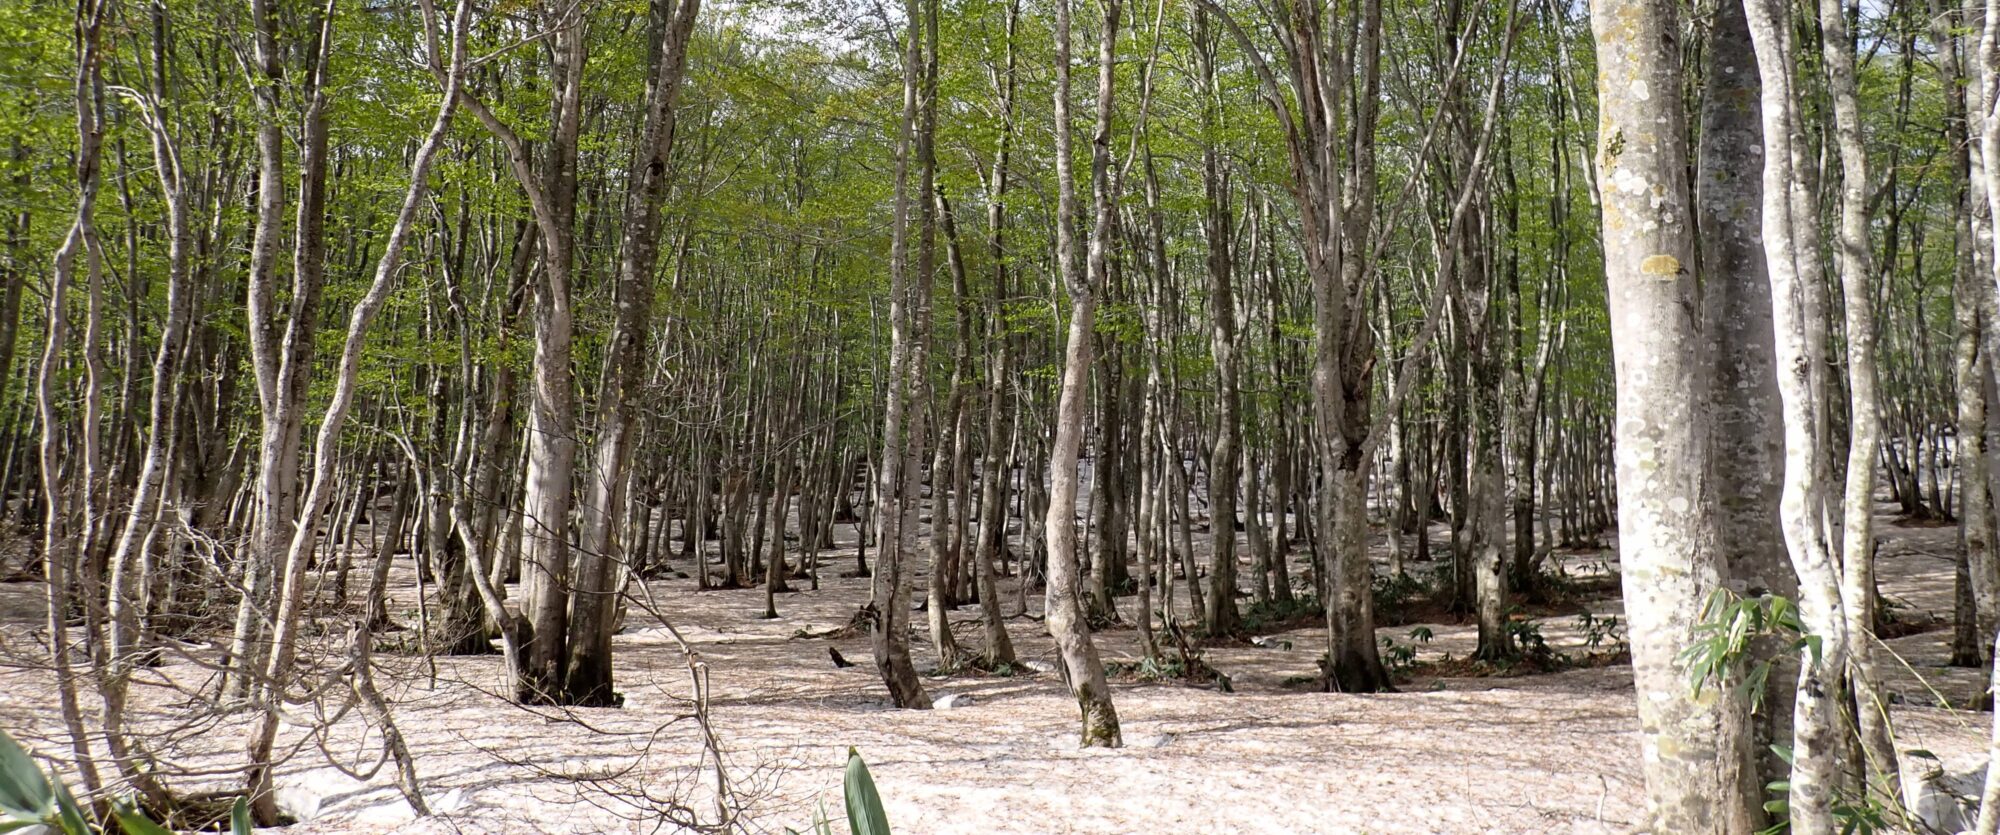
[1743,0,1858,827]
[1590,0,1749,828]
[1819,0,1900,795]
[869,0,933,708]
[244,1,472,816]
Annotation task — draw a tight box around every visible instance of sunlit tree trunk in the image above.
[228,0,300,699]
[1743,0,1859,826]
[1817,0,1900,796]
[1591,0,1751,829]
[97,38,193,805]
[245,0,472,818]
[1043,0,1121,746]
[1940,0,2000,669]
[870,0,934,708]
[36,0,112,797]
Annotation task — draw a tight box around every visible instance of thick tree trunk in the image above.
[1466,355,1511,661]
[1322,467,1391,692]
[455,8,589,706]
[1194,0,1391,692]
[1947,0,1999,661]
[1592,1,1751,829]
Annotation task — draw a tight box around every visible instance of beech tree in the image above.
[1590,1,1748,828]
[6,0,1993,827]
[1041,0,1122,746]
[1695,0,1791,814]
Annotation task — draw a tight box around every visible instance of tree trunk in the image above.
[1819,0,1901,796]
[1197,16,1241,636]
[1744,0,1860,826]
[1592,1,1751,829]
[870,0,936,708]
[568,0,702,708]
[1695,0,1793,820]
[1043,0,1121,747]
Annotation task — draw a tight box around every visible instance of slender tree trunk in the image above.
[1695,1,1793,820]
[1819,0,1900,795]
[367,473,416,630]
[245,6,471,817]
[1043,0,1121,747]
[870,0,935,708]
[1196,14,1241,636]
[96,62,194,807]
[1744,0,1860,826]
[228,0,300,700]
[568,0,702,708]
[972,14,1019,664]
[36,0,111,796]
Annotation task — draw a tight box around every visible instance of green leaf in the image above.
[843,748,891,835]
[52,781,88,835]
[815,799,834,835]
[0,729,53,820]
[232,796,253,835]
[1742,660,1773,713]
[114,801,177,835]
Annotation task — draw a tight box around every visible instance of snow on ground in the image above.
[0,498,1986,833]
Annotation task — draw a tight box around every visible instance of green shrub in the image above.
[1679,589,1811,713]
[1506,618,1558,667]
[1241,595,1321,633]
[1371,572,1435,623]
[1574,612,1625,651]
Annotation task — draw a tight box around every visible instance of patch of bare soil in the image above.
[0,496,1987,834]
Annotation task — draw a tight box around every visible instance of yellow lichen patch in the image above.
[1641,254,1680,275]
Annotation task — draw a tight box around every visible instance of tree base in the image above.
[1320,651,1396,693]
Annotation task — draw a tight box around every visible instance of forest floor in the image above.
[0,495,1990,834]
